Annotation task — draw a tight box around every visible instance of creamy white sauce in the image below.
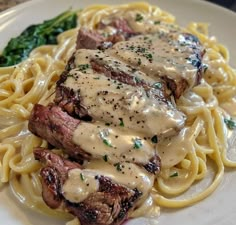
[66,47,185,137]
[109,32,199,91]
[221,97,236,117]
[157,128,191,168]
[60,13,201,211]
[62,160,154,203]
[73,121,155,165]
[62,168,99,203]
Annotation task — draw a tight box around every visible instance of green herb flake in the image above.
[114,163,122,171]
[170,172,178,178]
[103,155,108,162]
[153,82,162,89]
[80,173,85,181]
[137,58,142,66]
[93,77,100,80]
[78,64,90,72]
[103,139,113,147]
[119,118,124,127]
[67,74,74,78]
[105,122,110,126]
[224,118,236,130]
[154,21,161,25]
[151,135,158,144]
[133,138,143,149]
[134,76,142,84]
[135,13,144,22]
[139,47,146,53]
[145,53,153,60]
[128,45,135,51]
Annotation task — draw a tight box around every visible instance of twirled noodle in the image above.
[0,2,236,224]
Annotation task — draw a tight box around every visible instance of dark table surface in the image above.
[207,0,236,11]
[0,0,236,12]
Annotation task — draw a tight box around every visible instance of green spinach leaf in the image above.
[0,10,77,67]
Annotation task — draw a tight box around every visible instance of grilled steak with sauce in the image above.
[34,148,142,225]
[29,103,90,161]
[29,103,161,174]
[28,17,205,225]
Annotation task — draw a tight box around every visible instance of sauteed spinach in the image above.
[0,10,77,67]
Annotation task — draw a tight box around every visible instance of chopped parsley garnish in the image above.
[93,77,100,80]
[80,173,85,181]
[134,76,142,84]
[135,13,143,22]
[154,21,161,25]
[151,135,158,144]
[105,122,110,126]
[67,73,74,78]
[103,139,113,147]
[138,47,146,53]
[137,58,142,66]
[224,118,236,130]
[78,64,90,72]
[114,163,122,171]
[153,82,162,89]
[145,53,153,60]
[99,129,113,147]
[119,118,124,127]
[133,138,143,149]
[128,45,135,50]
[103,155,108,162]
[170,172,178,178]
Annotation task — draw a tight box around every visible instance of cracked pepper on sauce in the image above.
[61,11,201,214]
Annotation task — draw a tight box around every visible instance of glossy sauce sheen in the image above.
[62,160,154,204]
[62,14,201,212]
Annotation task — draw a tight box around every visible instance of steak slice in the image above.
[34,148,81,208]
[29,104,161,174]
[28,103,90,160]
[55,48,186,138]
[34,148,142,225]
[76,28,108,50]
[76,18,137,51]
[108,32,205,99]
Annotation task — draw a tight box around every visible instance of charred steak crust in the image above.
[34,148,82,208]
[29,104,91,160]
[34,149,141,225]
[66,177,141,225]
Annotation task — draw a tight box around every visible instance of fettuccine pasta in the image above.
[0,2,236,224]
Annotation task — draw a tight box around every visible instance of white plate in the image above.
[0,0,236,225]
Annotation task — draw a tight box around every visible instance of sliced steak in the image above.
[34,148,81,208]
[77,18,137,51]
[108,32,205,99]
[28,16,206,225]
[66,177,141,225]
[29,104,161,174]
[28,103,90,160]
[55,48,186,138]
[76,28,107,50]
[34,149,142,225]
